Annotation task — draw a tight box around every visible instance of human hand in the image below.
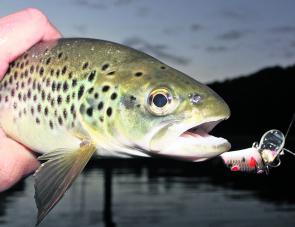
[0,8,61,192]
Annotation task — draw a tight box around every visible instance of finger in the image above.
[0,130,39,192]
[0,8,62,78]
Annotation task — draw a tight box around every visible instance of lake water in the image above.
[1,136,295,227]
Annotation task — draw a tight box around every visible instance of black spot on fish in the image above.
[68,72,73,79]
[14,71,18,80]
[28,77,32,85]
[36,118,40,124]
[58,116,63,125]
[49,120,53,129]
[160,66,166,70]
[18,93,21,101]
[94,93,99,99]
[63,81,68,92]
[20,62,24,69]
[62,66,67,75]
[31,107,34,115]
[88,71,96,82]
[46,78,51,87]
[24,70,28,78]
[107,71,115,76]
[106,107,112,117]
[78,85,85,99]
[72,79,77,87]
[47,93,51,101]
[24,53,28,59]
[5,96,8,102]
[41,90,46,100]
[33,95,37,101]
[82,62,89,70]
[30,65,34,74]
[37,104,41,113]
[101,63,109,71]
[111,93,117,100]
[39,67,44,76]
[56,69,60,77]
[70,104,75,114]
[21,81,25,89]
[134,72,143,77]
[58,52,63,59]
[102,85,110,92]
[99,116,104,122]
[44,107,48,116]
[50,69,54,76]
[88,87,94,94]
[66,94,70,103]
[3,81,7,88]
[46,57,51,65]
[86,107,93,117]
[11,89,15,97]
[9,76,13,84]
[52,81,56,91]
[97,102,104,110]
[57,82,62,91]
[27,90,31,99]
[57,95,62,105]
[37,83,41,92]
[63,109,67,119]
[72,92,76,99]
[79,103,85,114]
[51,99,55,107]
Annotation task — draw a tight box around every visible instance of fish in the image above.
[0,38,231,224]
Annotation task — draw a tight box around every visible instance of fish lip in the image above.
[150,116,231,160]
[179,118,225,137]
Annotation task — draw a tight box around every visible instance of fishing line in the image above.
[282,112,295,156]
[285,112,295,139]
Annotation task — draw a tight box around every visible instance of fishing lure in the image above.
[221,114,295,174]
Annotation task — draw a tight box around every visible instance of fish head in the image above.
[104,57,231,161]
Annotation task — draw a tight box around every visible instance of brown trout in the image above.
[0,38,230,224]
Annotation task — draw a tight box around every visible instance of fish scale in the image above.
[0,39,123,153]
[0,38,231,224]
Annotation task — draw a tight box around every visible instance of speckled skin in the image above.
[0,38,230,158]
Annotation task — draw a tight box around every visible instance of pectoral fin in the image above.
[34,141,96,225]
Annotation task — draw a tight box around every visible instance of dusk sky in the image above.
[1,0,295,82]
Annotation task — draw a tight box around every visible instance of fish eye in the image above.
[147,88,173,116]
[153,94,167,107]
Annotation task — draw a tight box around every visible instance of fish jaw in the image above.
[149,117,231,162]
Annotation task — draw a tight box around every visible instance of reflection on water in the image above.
[1,137,295,227]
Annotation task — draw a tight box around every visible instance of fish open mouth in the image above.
[180,120,227,145]
[151,118,231,162]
